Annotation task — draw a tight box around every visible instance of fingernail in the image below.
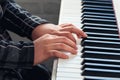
[74,50,77,55]
[84,33,88,37]
[64,55,69,59]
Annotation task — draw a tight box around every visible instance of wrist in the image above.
[32,23,55,40]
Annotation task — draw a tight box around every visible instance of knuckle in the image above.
[70,27,74,30]
[66,32,72,36]
[59,43,65,48]
[49,51,54,57]
[59,37,66,43]
[61,36,67,41]
[45,34,51,37]
[50,51,57,57]
[45,34,55,38]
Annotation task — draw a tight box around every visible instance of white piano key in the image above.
[58,63,81,68]
[58,56,82,65]
[113,0,120,37]
[56,77,84,80]
[56,72,81,78]
[59,56,81,61]
[51,0,83,80]
[58,58,81,64]
[57,67,82,73]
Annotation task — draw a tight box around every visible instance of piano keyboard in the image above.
[52,0,120,80]
[51,0,83,80]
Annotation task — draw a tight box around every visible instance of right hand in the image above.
[33,34,77,65]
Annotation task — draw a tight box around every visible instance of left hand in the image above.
[32,23,87,43]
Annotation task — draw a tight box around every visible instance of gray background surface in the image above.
[10,0,61,71]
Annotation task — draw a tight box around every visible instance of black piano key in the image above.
[82,14,115,21]
[82,6,113,10]
[81,58,120,65]
[81,12,115,18]
[84,78,107,80]
[84,79,100,80]
[82,23,117,29]
[86,32,119,38]
[82,26,117,30]
[84,76,120,80]
[82,0,112,4]
[82,4,113,9]
[82,68,120,78]
[81,40,120,48]
[81,46,120,53]
[82,23,117,28]
[81,0,120,79]
[83,12,115,17]
[82,2,112,8]
[82,0,112,2]
[82,0,112,5]
[82,37,120,42]
[82,12,114,18]
[83,23,118,29]
[81,51,120,60]
[82,7,114,14]
[84,79,97,80]
[82,63,120,71]
[82,18,116,25]
[82,27,118,34]
[84,77,120,80]
[82,25,118,30]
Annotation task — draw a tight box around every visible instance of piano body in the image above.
[52,0,120,80]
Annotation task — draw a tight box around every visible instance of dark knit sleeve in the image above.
[1,0,49,39]
[0,40,34,69]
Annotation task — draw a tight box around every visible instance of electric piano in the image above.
[51,0,120,80]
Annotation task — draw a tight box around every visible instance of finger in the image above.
[60,26,87,38]
[43,34,77,49]
[47,36,77,49]
[49,50,69,59]
[47,43,77,54]
[46,36,77,50]
[55,31,76,43]
[59,23,73,27]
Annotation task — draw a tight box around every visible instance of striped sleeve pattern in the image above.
[1,0,49,39]
[0,0,49,69]
[0,40,34,69]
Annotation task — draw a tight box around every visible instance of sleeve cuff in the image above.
[18,42,35,69]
